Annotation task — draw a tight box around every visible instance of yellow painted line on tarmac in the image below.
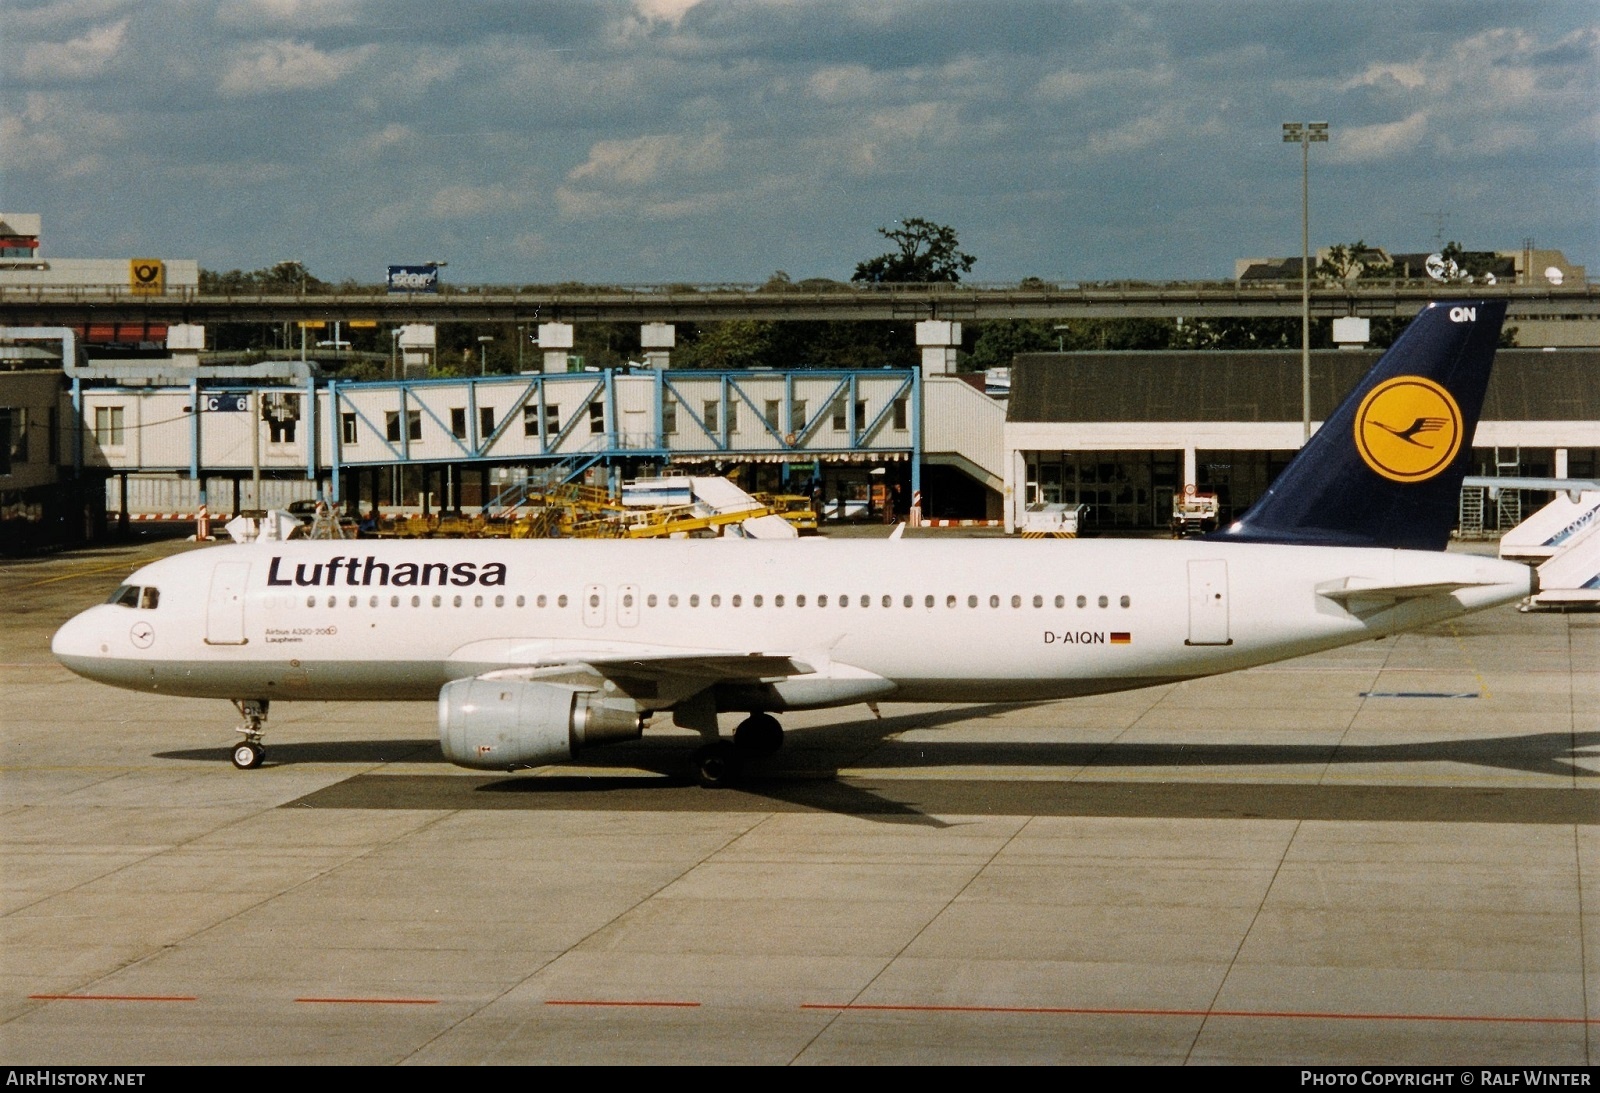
[9,557,158,590]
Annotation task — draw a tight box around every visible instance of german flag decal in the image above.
[1110,632,1131,645]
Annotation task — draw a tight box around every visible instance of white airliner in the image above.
[53,301,1534,785]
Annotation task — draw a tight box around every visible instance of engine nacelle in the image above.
[438,678,644,771]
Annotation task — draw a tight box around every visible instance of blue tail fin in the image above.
[1210,300,1506,551]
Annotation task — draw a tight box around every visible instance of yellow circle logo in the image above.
[1353,375,1463,482]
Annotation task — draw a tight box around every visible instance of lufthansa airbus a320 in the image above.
[53,301,1533,785]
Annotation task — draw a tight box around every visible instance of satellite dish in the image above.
[1481,272,1496,285]
[1545,266,1565,286]
[1425,253,1449,281]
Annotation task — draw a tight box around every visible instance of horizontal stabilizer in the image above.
[1315,576,1503,607]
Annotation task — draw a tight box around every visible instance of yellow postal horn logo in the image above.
[1353,375,1463,482]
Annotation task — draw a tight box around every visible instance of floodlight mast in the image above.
[1283,121,1328,443]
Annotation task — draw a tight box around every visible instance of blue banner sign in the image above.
[386,265,440,293]
[204,392,250,413]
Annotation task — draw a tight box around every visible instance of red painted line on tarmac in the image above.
[29,994,196,1002]
[800,1002,1599,1025]
[545,1000,701,1008]
[295,997,438,1005]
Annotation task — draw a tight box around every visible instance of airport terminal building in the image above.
[3,210,1597,550]
[1005,347,1600,533]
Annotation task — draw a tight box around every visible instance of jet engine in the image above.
[439,678,643,771]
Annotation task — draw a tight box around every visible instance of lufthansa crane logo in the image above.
[1353,375,1463,483]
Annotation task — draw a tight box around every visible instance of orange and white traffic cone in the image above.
[195,504,211,541]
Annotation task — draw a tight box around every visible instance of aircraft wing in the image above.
[478,652,814,683]
[449,640,816,708]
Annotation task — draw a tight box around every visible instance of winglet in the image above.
[1210,300,1506,551]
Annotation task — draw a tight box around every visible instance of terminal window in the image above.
[523,404,560,438]
[341,413,358,445]
[94,406,124,447]
[263,393,299,444]
[831,398,867,432]
[450,408,467,439]
[588,402,605,435]
[0,408,25,472]
[386,410,421,442]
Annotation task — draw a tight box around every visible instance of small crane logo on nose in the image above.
[130,622,155,649]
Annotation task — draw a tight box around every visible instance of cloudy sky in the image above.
[3,0,1595,285]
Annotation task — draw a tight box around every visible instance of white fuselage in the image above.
[52,538,1533,710]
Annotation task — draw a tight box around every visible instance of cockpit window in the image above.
[106,585,158,609]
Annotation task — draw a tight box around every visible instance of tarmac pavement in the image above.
[1,534,1595,1065]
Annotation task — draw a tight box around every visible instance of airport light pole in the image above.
[1282,121,1327,443]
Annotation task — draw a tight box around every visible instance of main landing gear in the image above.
[230,699,269,769]
[692,712,784,788]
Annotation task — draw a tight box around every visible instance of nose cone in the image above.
[52,607,107,675]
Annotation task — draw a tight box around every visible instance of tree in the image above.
[967,319,1058,371]
[1316,241,1394,283]
[1440,241,1513,283]
[851,218,975,284]
[199,261,325,294]
[675,321,777,370]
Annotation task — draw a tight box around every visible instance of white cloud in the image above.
[567,130,728,188]
[17,18,129,81]
[427,184,528,220]
[1085,109,1184,157]
[214,0,364,30]
[0,91,119,178]
[1342,61,1429,92]
[511,232,549,260]
[6,0,134,35]
[358,123,419,157]
[219,39,375,97]
[632,0,705,25]
[1334,111,1429,163]
[807,64,883,103]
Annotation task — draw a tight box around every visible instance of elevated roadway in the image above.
[2,279,1596,326]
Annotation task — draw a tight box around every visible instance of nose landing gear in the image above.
[230,699,269,769]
